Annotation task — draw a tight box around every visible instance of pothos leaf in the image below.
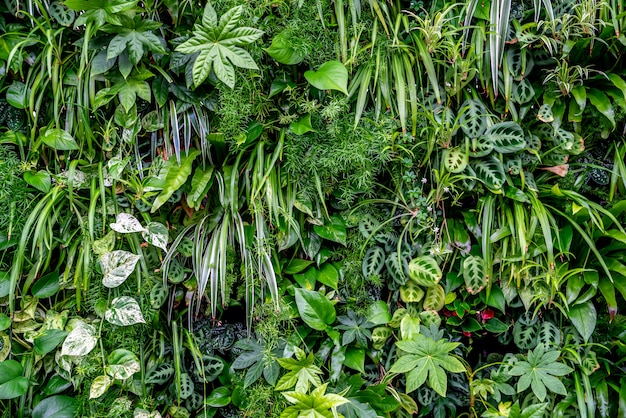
[104,296,146,326]
[61,322,98,357]
[100,250,141,288]
[110,213,145,233]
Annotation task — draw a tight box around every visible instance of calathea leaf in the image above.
[472,156,506,190]
[423,284,445,311]
[362,247,385,279]
[443,147,468,173]
[484,121,526,153]
[459,98,488,138]
[463,255,486,294]
[408,256,442,287]
[176,4,263,88]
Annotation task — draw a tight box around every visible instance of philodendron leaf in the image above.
[89,375,112,399]
[106,349,141,380]
[187,167,214,209]
[463,255,486,295]
[105,296,145,326]
[265,30,305,65]
[142,222,168,251]
[100,250,141,288]
[568,301,596,343]
[110,213,145,233]
[294,288,336,330]
[313,214,347,246]
[304,61,348,95]
[23,170,51,193]
[61,322,98,356]
[31,395,77,418]
[34,329,68,356]
[408,256,442,287]
[40,128,79,151]
[0,360,29,400]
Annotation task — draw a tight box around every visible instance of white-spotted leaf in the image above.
[89,375,112,399]
[110,213,145,233]
[61,322,98,357]
[142,222,168,251]
[105,297,146,326]
[100,250,141,288]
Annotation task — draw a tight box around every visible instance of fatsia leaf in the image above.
[175,4,263,88]
[508,345,573,401]
[276,348,323,393]
[390,333,465,396]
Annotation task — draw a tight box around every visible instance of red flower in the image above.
[478,309,495,323]
[462,331,472,338]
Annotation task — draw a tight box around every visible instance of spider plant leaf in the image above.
[350,61,373,129]
[413,34,441,105]
[304,61,349,95]
[586,88,616,130]
[104,296,146,326]
[40,128,79,151]
[392,53,407,133]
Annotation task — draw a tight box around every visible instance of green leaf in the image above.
[106,349,140,380]
[151,150,201,212]
[104,296,146,326]
[367,301,391,325]
[31,395,78,418]
[459,98,488,138]
[291,113,314,135]
[344,348,365,374]
[23,170,51,193]
[391,334,465,397]
[408,256,442,287]
[276,347,323,392]
[265,30,305,65]
[206,387,231,407]
[176,4,263,88]
[282,383,348,417]
[61,322,98,356]
[99,250,141,288]
[362,247,385,279]
[508,345,573,401]
[6,82,28,109]
[187,167,214,209]
[34,329,68,356]
[284,259,314,275]
[568,301,596,343]
[40,128,79,151]
[400,281,425,303]
[0,313,10,331]
[294,288,336,331]
[0,360,29,399]
[314,215,347,246]
[423,284,445,311]
[443,147,468,173]
[304,61,348,95]
[587,88,615,129]
[317,263,339,289]
[32,271,60,298]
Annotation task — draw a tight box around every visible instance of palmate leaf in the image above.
[508,345,573,401]
[103,15,165,65]
[276,347,323,393]
[176,3,263,88]
[64,0,137,27]
[390,333,465,397]
[281,383,348,418]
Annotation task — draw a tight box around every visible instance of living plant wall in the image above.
[2,0,626,417]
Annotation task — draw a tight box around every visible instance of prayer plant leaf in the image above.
[508,345,573,401]
[408,256,442,287]
[100,250,141,288]
[175,3,263,88]
[390,333,465,397]
[104,296,146,326]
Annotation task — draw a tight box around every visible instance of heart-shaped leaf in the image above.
[142,222,168,251]
[89,375,112,399]
[294,288,336,330]
[40,128,79,151]
[105,296,146,326]
[23,170,51,193]
[100,250,141,288]
[0,360,29,399]
[61,322,98,357]
[304,61,348,95]
[110,213,145,234]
